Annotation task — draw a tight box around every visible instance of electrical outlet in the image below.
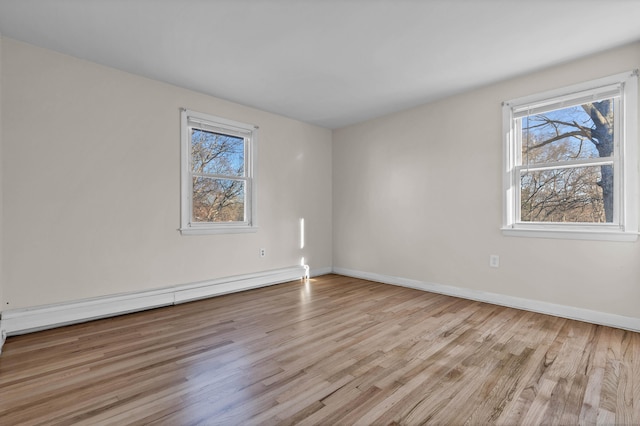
[260,248,266,257]
[489,254,500,268]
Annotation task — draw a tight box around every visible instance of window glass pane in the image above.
[191,129,245,177]
[521,99,615,165]
[192,177,245,223]
[520,165,612,223]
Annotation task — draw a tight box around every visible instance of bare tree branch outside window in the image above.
[191,129,246,223]
[520,99,614,223]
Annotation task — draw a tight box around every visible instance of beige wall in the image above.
[333,42,640,318]
[0,39,332,309]
[2,35,639,322]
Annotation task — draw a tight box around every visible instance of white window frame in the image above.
[502,70,638,241]
[180,109,258,235]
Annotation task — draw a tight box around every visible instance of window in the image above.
[502,71,638,241]
[180,109,257,235]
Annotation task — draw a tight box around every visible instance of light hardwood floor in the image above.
[1,274,638,425]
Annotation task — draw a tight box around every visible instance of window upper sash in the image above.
[510,83,622,119]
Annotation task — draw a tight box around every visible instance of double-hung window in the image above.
[502,71,638,241]
[180,109,257,235]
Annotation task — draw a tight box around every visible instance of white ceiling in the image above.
[1,1,640,129]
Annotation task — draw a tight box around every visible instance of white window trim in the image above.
[502,70,639,242]
[180,109,258,235]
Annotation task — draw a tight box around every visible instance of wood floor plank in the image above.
[1,274,639,425]
[633,331,640,421]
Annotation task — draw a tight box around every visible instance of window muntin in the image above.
[180,109,257,235]
[502,71,638,241]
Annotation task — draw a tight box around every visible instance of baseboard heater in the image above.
[0,266,306,341]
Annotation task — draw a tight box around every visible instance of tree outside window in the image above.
[519,99,614,224]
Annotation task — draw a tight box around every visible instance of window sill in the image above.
[501,227,638,242]
[180,225,258,236]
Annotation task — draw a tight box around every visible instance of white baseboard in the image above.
[333,267,640,333]
[0,266,306,344]
[173,266,305,304]
[309,266,333,277]
[0,327,6,355]
[2,264,636,356]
